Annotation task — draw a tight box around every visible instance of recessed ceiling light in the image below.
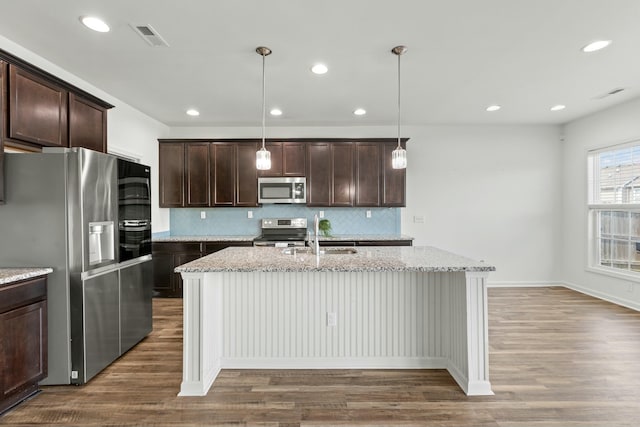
[582,40,611,53]
[80,16,110,33]
[486,105,501,112]
[270,108,282,116]
[311,63,328,75]
[186,109,200,116]
[550,104,566,111]
[353,108,366,116]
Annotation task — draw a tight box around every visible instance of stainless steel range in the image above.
[253,218,308,247]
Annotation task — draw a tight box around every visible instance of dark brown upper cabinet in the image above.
[0,49,113,154]
[0,61,5,204]
[185,143,210,207]
[68,93,107,153]
[306,142,354,207]
[354,142,381,207]
[330,143,354,206]
[258,141,306,177]
[159,138,406,209]
[159,142,185,207]
[382,141,407,207]
[210,143,235,207]
[235,142,259,206]
[210,141,258,207]
[8,64,68,147]
[306,142,332,206]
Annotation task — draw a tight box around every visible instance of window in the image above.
[588,142,640,275]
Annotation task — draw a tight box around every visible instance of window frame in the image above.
[587,139,640,280]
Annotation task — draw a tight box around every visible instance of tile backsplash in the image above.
[168,206,400,236]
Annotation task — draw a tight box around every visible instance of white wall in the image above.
[561,97,640,310]
[0,35,171,232]
[170,124,562,283]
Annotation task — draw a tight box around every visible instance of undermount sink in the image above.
[281,247,357,255]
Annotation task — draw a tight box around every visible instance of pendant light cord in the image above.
[397,51,401,149]
[261,52,266,150]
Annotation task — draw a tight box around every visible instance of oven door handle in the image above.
[121,220,150,227]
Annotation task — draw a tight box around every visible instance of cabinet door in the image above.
[68,93,107,153]
[211,143,235,206]
[151,251,174,297]
[0,61,5,204]
[236,142,258,206]
[307,143,331,206]
[331,143,354,206]
[382,141,406,207]
[283,142,306,176]
[257,142,283,177]
[0,300,47,400]
[8,65,68,147]
[185,143,210,207]
[354,143,381,206]
[159,143,185,207]
[173,252,202,298]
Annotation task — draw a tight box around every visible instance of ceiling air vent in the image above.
[130,24,169,47]
[593,87,625,100]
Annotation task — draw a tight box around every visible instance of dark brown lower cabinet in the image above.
[152,241,252,297]
[0,276,48,415]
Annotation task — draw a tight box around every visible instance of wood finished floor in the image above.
[1,287,640,426]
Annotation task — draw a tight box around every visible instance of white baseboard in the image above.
[561,281,640,312]
[486,280,639,312]
[487,281,563,288]
[221,357,449,370]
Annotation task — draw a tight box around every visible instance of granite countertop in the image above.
[154,234,412,243]
[318,234,414,241]
[0,268,54,286]
[153,235,258,242]
[175,246,494,273]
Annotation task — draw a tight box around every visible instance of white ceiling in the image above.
[1,0,639,127]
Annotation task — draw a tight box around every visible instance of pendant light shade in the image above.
[256,46,272,170]
[391,45,407,169]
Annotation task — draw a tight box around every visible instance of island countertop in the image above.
[175,246,494,273]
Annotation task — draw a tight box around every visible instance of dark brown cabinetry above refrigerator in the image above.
[159,138,407,208]
[0,50,113,204]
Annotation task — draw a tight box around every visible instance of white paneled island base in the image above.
[175,246,495,397]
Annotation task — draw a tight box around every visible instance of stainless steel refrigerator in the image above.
[0,147,152,385]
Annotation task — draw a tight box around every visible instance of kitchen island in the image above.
[175,246,495,397]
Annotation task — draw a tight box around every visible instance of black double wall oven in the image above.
[117,159,152,262]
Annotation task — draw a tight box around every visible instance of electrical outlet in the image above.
[627,282,634,293]
[327,312,337,327]
[413,215,425,223]
[71,371,78,379]
[200,211,206,219]
[366,210,372,218]
[319,211,325,218]
[247,210,253,219]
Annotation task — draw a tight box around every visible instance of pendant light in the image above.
[391,45,407,169]
[256,46,272,170]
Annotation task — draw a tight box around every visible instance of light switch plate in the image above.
[366,210,372,218]
[247,210,253,219]
[200,211,206,219]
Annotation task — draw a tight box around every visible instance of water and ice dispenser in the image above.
[88,221,115,265]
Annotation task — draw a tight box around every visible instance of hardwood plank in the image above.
[1,287,639,426]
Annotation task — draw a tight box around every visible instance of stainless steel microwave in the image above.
[258,177,306,204]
